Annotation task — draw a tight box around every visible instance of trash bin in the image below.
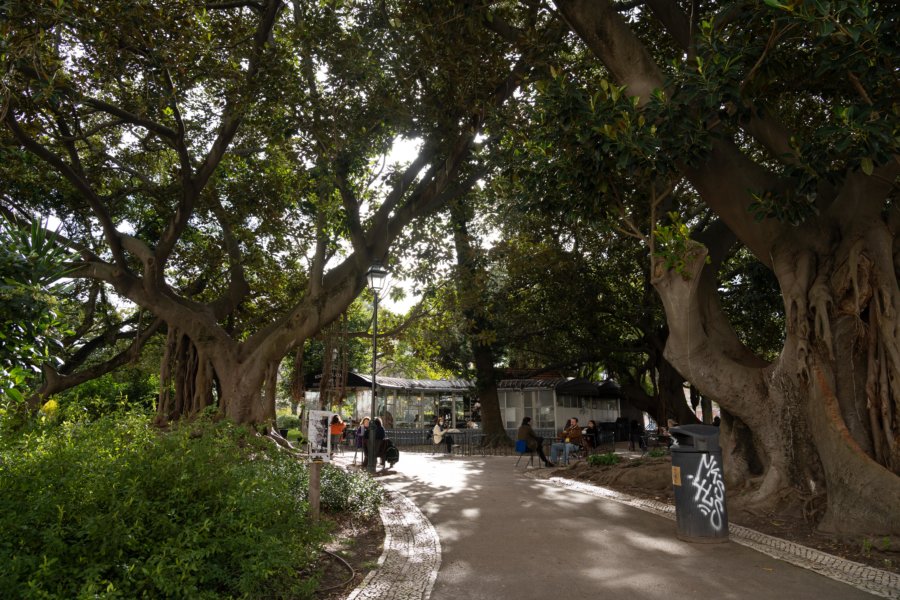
[670,424,729,543]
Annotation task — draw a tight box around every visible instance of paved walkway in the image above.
[340,454,899,600]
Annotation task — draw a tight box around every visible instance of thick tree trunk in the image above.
[290,346,305,416]
[472,343,510,447]
[450,198,511,447]
[619,355,699,427]
[216,358,275,425]
[554,0,900,536]
[655,217,900,535]
[657,357,699,426]
[653,248,818,512]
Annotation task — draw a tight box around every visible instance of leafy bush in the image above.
[317,464,384,518]
[648,447,668,458]
[0,410,343,599]
[587,452,622,466]
[56,369,159,417]
[276,414,301,430]
[0,216,75,426]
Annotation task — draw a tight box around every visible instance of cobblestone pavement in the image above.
[345,488,440,600]
[343,456,898,600]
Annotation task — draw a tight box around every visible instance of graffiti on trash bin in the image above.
[687,453,725,530]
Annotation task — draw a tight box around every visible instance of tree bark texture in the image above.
[556,0,900,536]
[652,218,900,534]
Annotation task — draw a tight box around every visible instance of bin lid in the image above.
[670,424,721,452]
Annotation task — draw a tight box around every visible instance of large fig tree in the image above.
[0,0,548,426]
[553,0,899,534]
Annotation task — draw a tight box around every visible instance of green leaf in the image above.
[860,157,874,175]
[763,0,791,10]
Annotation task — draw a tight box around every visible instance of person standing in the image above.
[329,414,346,456]
[357,417,370,467]
[370,417,387,467]
[629,419,646,452]
[517,416,554,467]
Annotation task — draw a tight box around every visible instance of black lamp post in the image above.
[366,261,388,474]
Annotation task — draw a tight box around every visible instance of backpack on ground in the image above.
[384,438,400,467]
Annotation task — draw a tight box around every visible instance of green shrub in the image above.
[317,464,384,517]
[276,414,301,430]
[587,452,622,466]
[648,447,668,458]
[0,410,335,599]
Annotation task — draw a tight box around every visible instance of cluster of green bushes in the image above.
[0,409,383,599]
[276,413,301,430]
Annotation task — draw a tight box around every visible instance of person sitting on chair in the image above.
[550,417,583,464]
[516,416,554,467]
[583,419,600,453]
[432,416,453,453]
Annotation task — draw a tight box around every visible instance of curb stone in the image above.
[345,488,441,600]
[545,475,899,600]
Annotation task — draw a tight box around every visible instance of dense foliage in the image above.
[0,216,73,421]
[0,0,540,423]
[0,410,383,599]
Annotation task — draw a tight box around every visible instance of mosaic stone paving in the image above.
[345,489,441,600]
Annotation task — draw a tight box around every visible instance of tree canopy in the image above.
[2,0,898,537]
[1,0,557,424]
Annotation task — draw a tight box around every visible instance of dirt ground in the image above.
[313,514,385,599]
[543,456,899,575]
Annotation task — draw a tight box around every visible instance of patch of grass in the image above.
[587,452,621,466]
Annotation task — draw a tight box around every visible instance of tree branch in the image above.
[206,1,264,9]
[38,317,164,399]
[208,200,251,319]
[158,0,282,267]
[82,97,179,140]
[308,211,329,298]
[644,0,692,50]
[63,281,101,344]
[4,113,129,268]
[334,167,369,256]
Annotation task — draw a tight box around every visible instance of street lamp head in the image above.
[366,261,388,292]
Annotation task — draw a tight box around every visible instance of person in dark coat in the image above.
[516,416,554,467]
[358,417,371,467]
[584,419,600,452]
[370,417,388,467]
[629,419,646,451]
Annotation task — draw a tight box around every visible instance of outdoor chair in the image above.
[514,439,537,468]
[431,440,461,456]
[580,436,595,457]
